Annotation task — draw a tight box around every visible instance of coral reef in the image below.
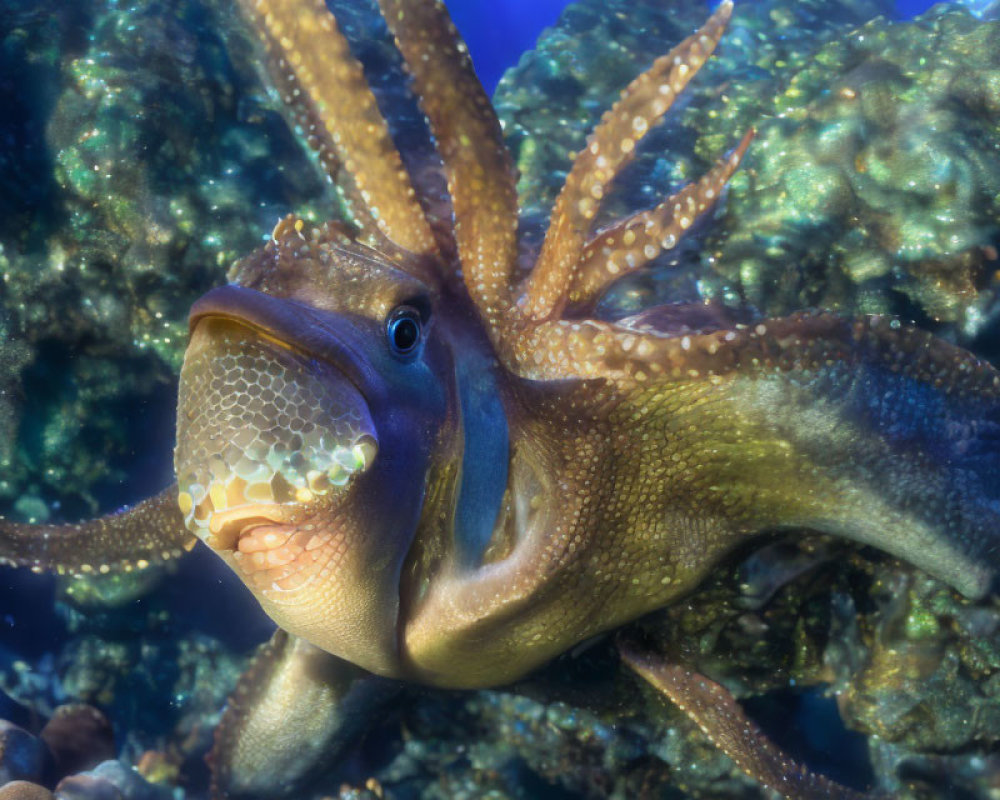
[0,704,171,798]
[0,555,256,797]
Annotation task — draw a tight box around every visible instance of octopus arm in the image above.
[209,629,400,800]
[375,0,520,322]
[0,485,194,575]
[236,0,438,257]
[521,312,1000,597]
[521,1,734,321]
[620,641,874,800]
[568,129,754,312]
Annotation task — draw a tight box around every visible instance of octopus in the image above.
[2,0,1000,798]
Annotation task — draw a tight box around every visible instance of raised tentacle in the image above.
[236,0,438,257]
[0,486,194,575]
[509,311,1000,598]
[568,129,754,312]
[210,629,399,800]
[620,641,873,800]
[375,0,520,325]
[521,1,734,321]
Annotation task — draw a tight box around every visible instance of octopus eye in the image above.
[386,305,423,357]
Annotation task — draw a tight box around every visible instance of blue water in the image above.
[448,0,571,92]
[448,0,956,93]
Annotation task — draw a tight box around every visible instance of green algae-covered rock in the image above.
[498,1,1000,343]
[497,0,894,226]
[701,6,1000,334]
[0,0,335,514]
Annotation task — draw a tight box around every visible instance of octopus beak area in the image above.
[174,288,378,586]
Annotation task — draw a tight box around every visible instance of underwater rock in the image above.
[0,319,32,481]
[0,720,47,785]
[0,627,249,792]
[828,570,1000,757]
[56,569,169,616]
[700,5,1000,338]
[0,0,335,514]
[52,776,124,800]
[496,0,894,286]
[55,759,173,800]
[0,782,56,800]
[40,704,115,779]
[50,631,246,762]
[497,0,893,227]
[955,0,1000,20]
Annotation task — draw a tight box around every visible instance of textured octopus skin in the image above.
[1,1,999,798]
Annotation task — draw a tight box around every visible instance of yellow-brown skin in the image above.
[159,0,770,686]
[174,0,998,693]
[2,1,999,797]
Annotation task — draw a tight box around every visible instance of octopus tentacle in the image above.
[0,486,194,575]
[521,1,734,321]
[513,310,999,392]
[510,311,1000,598]
[376,0,520,325]
[568,129,754,312]
[620,642,873,800]
[210,629,399,800]
[236,0,438,257]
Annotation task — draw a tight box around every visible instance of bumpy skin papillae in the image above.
[236,0,438,257]
[404,312,1000,680]
[0,486,193,575]
[210,629,399,799]
[520,0,736,322]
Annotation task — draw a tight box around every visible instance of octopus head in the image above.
[175,226,451,676]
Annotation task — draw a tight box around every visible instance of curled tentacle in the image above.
[236,0,438,257]
[522,1,734,321]
[0,486,194,575]
[376,0,520,325]
[210,629,399,800]
[620,641,874,800]
[569,129,754,312]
